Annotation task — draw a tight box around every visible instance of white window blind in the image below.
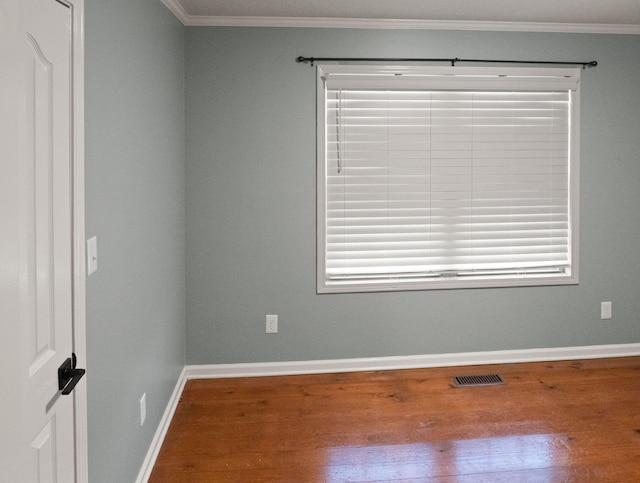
[317,66,580,293]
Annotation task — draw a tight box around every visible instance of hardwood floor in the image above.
[150,357,640,482]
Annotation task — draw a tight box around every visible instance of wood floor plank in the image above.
[150,357,640,482]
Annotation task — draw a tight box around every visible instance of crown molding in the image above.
[160,0,191,24]
[189,17,640,34]
[161,2,640,34]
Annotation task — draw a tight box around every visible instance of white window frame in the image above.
[317,64,580,294]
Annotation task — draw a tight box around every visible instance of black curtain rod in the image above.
[296,56,598,68]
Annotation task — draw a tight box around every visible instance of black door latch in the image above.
[58,353,86,395]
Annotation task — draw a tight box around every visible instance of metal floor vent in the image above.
[453,374,505,387]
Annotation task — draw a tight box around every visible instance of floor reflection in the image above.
[326,433,567,481]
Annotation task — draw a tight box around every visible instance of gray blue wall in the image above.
[85,1,185,482]
[83,9,640,480]
[185,28,640,364]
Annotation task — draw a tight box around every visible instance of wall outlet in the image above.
[266,314,278,333]
[601,301,612,320]
[140,393,146,427]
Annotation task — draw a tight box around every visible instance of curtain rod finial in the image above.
[296,56,314,66]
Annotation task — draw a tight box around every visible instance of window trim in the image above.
[316,64,580,294]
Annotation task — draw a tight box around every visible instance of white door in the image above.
[1,0,85,481]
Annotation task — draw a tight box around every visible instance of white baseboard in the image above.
[185,343,640,379]
[135,367,188,483]
[135,342,640,482]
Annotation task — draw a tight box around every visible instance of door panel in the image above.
[26,30,57,375]
[31,420,56,483]
[21,0,76,481]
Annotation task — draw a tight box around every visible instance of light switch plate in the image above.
[87,237,98,275]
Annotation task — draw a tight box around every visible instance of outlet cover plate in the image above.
[140,393,146,426]
[266,315,278,333]
[601,301,612,319]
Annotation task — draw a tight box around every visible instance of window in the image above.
[317,65,580,293]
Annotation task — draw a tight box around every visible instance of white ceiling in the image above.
[163,0,640,33]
